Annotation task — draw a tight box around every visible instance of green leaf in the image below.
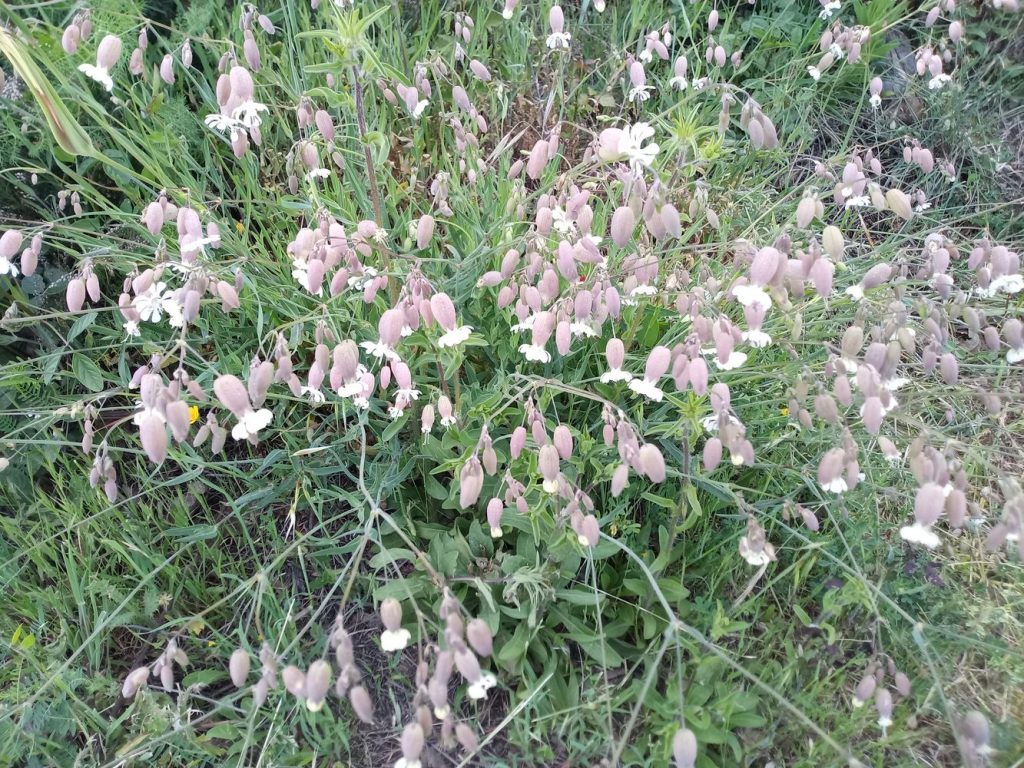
[641,492,677,511]
[68,311,98,342]
[553,587,604,606]
[0,28,97,157]
[381,411,409,442]
[163,524,218,543]
[71,354,104,392]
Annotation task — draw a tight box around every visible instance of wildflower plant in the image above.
[0,1,1022,766]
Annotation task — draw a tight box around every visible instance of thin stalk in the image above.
[349,65,397,304]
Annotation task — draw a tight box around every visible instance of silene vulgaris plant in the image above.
[0,0,1022,766]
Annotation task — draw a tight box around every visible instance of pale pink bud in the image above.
[538,444,560,483]
[629,61,646,88]
[243,33,261,71]
[611,463,629,497]
[946,488,966,528]
[166,400,190,442]
[526,139,550,180]
[216,281,240,310]
[673,727,698,768]
[62,24,81,55]
[97,34,123,70]
[401,723,425,762]
[854,674,876,705]
[610,206,635,247]
[214,374,252,417]
[469,59,491,81]
[438,394,454,423]
[282,665,306,697]
[456,723,478,752]
[66,278,86,312]
[862,397,883,434]
[121,666,150,699]
[703,438,723,471]
[549,5,564,34]
[0,230,22,259]
[228,649,250,688]
[138,413,168,464]
[555,320,572,354]
[894,672,912,697]
[159,54,174,84]
[822,226,844,261]
[20,248,37,277]
[486,497,503,532]
[454,647,481,683]
[638,444,666,482]
[378,308,406,346]
[459,457,484,508]
[914,483,944,526]
[466,619,493,657]
[350,685,374,723]
[416,215,435,249]
[128,47,144,75]
[248,361,274,407]
[304,660,331,710]
[939,353,958,385]
[578,515,600,547]
[510,426,527,459]
[644,346,671,381]
[553,425,573,459]
[229,66,254,101]
[885,188,914,220]
[685,357,706,395]
[380,598,403,631]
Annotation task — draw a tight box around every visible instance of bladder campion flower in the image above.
[546,6,571,50]
[78,34,122,92]
[379,599,411,652]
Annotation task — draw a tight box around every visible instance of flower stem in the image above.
[350,65,397,304]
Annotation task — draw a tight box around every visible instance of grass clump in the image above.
[0,0,1022,766]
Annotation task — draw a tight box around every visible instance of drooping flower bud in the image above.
[673,727,698,768]
[229,648,250,688]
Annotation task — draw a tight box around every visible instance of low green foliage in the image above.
[0,0,1022,767]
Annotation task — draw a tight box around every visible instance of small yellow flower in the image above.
[235,220,244,233]
[189,405,200,424]
[780,407,790,417]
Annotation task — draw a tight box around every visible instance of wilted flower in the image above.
[738,516,776,566]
